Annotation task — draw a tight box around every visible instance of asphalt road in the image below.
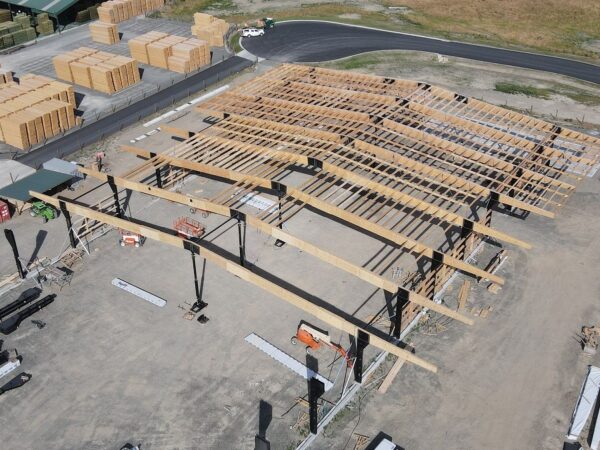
[242,21,600,85]
[17,56,253,168]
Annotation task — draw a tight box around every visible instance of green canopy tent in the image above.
[0,0,82,31]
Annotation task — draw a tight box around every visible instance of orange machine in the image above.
[291,323,352,366]
[173,216,205,239]
[119,229,144,247]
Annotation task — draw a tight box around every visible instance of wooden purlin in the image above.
[197,93,565,217]
[277,64,600,169]
[241,74,591,186]
[203,118,531,249]
[79,166,474,325]
[30,191,438,373]
[231,65,600,181]
[122,143,505,285]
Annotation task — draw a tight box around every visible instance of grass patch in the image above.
[383,0,600,58]
[495,82,600,105]
[228,31,242,53]
[494,82,552,99]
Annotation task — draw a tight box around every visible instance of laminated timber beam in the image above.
[198,94,564,217]
[351,139,555,218]
[30,190,438,373]
[181,129,531,249]
[123,144,505,285]
[79,166,474,325]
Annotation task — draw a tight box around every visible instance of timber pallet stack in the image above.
[35,13,54,36]
[129,32,210,73]
[52,47,140,94]
[0,69,12,84]
[98,0,165,24]
[191,13,229,47]
[89,21,119,44]
[0,74,76,150]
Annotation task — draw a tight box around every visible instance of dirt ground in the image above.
[1,55,599,450]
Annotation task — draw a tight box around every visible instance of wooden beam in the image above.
[79,166,474,326]
[30,190,438,373]
[122,144,504,285]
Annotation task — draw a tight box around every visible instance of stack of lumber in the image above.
[35,13,54,36]
[129,32,210,73]
[0,9,10,22]
[0,69,12,84]
[89,5,100,20]
[0,74,76,150]
[0,17,36,48]
[98,0,165,24]
[52,47,140,94]
[191,12,229,47]
[89,21,119,44]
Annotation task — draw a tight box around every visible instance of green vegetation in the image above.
[495,82,600,105]
[227,31,242,53]
[494,83,552,99]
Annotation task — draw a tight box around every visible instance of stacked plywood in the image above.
[97,0,165,24]
[0,74,76,150]
[89,21,119,44]
[191,13,229,47]
[129,32,210,73]
[0,69,12,84]
[35,12,54,36]
[52,47,140,94]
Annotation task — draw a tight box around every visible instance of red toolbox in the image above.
[0,200,10,223]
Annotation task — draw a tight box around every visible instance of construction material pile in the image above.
[0,9,10,22]
[0,74,76,150]
[191,13,229,47]
[0,14,37,49]
[89,21,119,44]
[0,68,12,84]
[129,32,210,73]
[98,0,165,24]
[35,13,54,36]
[52,47,140,94]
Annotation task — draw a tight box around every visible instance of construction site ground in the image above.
[0,60,599,450]
[0,17,228,156]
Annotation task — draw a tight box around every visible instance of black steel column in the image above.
[308,377,325,435]
[107,176,122,219]
[4,229,25,279]
[233,211,246,267]
[59,200,77,249]
[155,166,163,188]
[394,288,409,339]
[191,250,201,302]
[353,330,370,383]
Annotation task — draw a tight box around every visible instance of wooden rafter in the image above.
[30,190,438,373]
[123,144,505,285]
[79,166,474,325]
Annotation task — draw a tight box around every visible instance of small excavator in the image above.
[291,322,352,366]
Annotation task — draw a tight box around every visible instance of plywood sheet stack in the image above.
[191,13,229,47]
[98,0,165,24]
[52,47,140,94]
[35,12,54,36]
[128,32,210,73]
[0,69,12,84]
[89,21,119,44]
[0,74,76,150]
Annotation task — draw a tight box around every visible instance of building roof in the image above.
[0,169,73,201]
[2,0,79,15]
[0,160,36,190]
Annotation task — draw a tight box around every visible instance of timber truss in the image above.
[31,64,600,375]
